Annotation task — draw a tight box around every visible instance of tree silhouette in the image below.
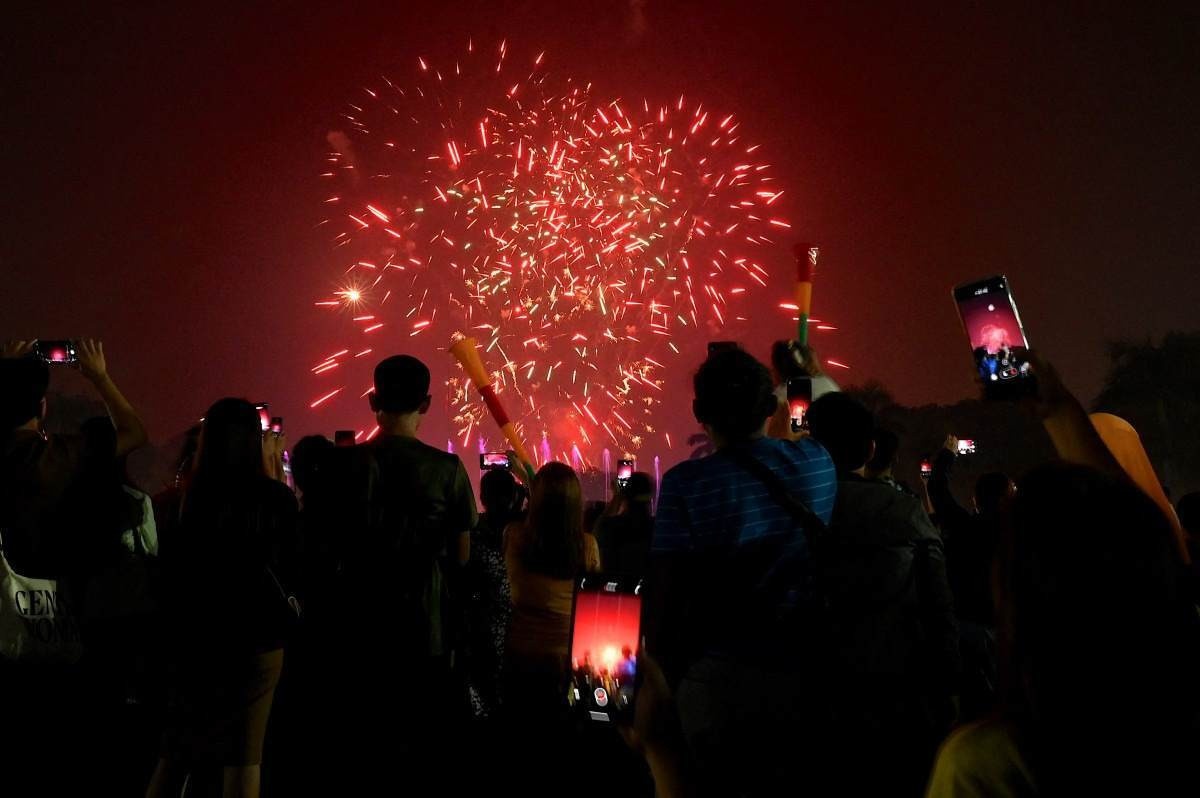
[843,379,898,417]
[1092,332,1200,496]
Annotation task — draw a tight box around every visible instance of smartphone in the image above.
[270,417,284,437]
[616,458,634,489]
[334,430,356,447]
[953,275,1033,400]
[920,457,932,480]
[957,439,976,455]
[707,341,740,356]
[567,575,643,723]
[786,376,813,433]
[480,451,512,472]
[253,403,270,433]
[36,340,77,365]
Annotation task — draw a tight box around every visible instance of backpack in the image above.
[327,446,451,658]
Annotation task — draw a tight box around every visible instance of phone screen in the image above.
[36,340,77,365]
[334,430,356,447]
[920,458,932,479]
[270,417,284,437]
[957,439,976,455]
[953,275,1033,398]
[480,451,512,471]
[253,403,270,432]
[616,459,634,489]
[568,576,643,723]
[787,376,813,432]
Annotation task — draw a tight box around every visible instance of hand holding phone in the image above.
[253,403,270,433]
[920,457,932,480]
[568,576,643,723]
[481,451,513,472]
[956,439,976,455]
[953,275,1034,400]
[270,417,284,438]
[786,376,812,433]
[1,341,37,359]
[36,340,77,365]
[616,459,635,489]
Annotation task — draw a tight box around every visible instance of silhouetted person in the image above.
[501,462,600,794]
[595,471,655,577]
[504,462,600,698]
[71,416,159,791]
[929,440,1014,624]
[928,464,1200,796]
[807,392,959,797]
[0,339,146,792]
[0,340,147,576]
[289,434,334,507]
[467,467,521,719]
[865,426,920,497]
[148,398,297,798]
[325,354,477,790]
[649,348,837,797]
[927,436,1014,722]
[766,339,842,439]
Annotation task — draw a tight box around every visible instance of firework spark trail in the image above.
[311,41,834,460]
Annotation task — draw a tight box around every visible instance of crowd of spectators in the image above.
[1,335,1197,797]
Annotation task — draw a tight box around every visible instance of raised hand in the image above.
[262,432,289,483]
[75,338,109,382]
[1019,348,1073,420]
[1,340,35,359]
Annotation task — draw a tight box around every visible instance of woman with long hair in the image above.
[500,462,601,792]
[503,462,600,687]
[147,398,297,798]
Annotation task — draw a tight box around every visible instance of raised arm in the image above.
[76,339,148,457]
[927,438,972,532]
[1025,351,1123,478]
[1,340,37,359]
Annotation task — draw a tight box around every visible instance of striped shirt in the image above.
[653,436,837,553]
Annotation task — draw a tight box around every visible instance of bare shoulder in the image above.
[583,533,601,569]
[503,521,526,554]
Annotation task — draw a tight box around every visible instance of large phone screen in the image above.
[954,275,1032,396]
[568,577,642,723]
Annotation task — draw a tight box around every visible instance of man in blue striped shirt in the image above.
[652,346,836,593]
[646,347,836,796]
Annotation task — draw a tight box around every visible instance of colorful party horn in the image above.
[793,243,818,345]
[449,337,536,478]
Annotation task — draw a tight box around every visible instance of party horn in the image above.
[449,337,536,478]
[793,243,818,345]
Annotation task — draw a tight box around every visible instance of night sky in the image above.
[5,2,1198,466]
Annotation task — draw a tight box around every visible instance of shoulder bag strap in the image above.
[722,445,830,544]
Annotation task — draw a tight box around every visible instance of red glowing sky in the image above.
[4,2,1198,474]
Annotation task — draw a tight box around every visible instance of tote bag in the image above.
[0,532,83,663]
